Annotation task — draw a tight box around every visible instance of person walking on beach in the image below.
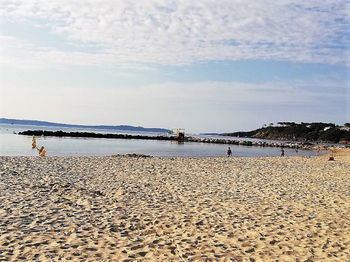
[281,148,285,157]
[227,147,232,157]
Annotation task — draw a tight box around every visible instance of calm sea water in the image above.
[0,124,318,157]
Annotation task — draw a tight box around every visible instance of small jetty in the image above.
[19,130,316,149]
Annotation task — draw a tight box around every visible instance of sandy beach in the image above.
[0,150,349,261]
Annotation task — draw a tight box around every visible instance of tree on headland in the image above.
[222,122,350,143]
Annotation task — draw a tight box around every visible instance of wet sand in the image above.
[0,149,349,261]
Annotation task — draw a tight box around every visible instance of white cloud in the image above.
[1,0,349,67]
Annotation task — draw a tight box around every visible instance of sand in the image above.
[0,149,349,261]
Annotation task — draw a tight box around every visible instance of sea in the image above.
[0,124,319,157]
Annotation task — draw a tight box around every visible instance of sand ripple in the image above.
[0,151,349,261]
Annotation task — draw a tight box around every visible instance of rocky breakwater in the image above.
[18,130,180,142]
[19,130,315,149]
[186,136,314,149]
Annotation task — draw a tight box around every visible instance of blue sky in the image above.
[0,0,349,133]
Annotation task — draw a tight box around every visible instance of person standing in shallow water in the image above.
[227,147,232,157]
[281,148,285,157]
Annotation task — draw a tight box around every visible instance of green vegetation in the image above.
[222,122,350,143]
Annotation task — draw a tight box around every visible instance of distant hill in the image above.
[0,118,172,133]
[221,122,350,144]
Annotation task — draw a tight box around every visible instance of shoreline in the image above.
[0,150,329,159]
[18,129,342,151]
[0,149,349,261]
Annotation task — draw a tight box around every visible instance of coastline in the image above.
[0,150,349,261]
[18,130,333,150]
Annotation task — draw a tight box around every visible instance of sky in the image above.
[0,0,349,133]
